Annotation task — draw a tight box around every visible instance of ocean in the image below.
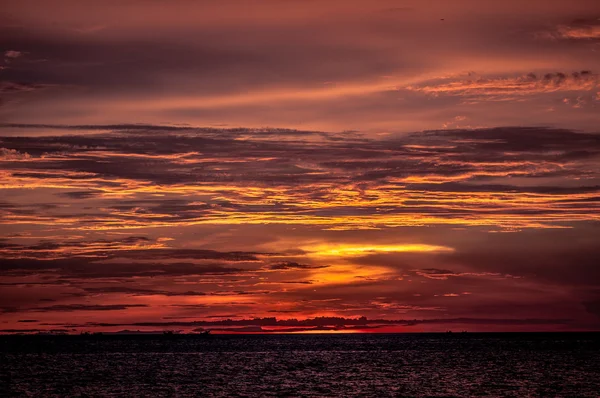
[1,333,599,397]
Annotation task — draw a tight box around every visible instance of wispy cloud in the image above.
[405,71,599,101]
[541,19,600,40]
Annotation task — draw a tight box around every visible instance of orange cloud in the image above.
[405,71,599,100]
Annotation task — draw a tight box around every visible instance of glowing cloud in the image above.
[306,244,455,257]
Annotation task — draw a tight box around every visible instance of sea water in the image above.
[1,333,599,397]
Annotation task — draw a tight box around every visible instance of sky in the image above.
[0,0,599,334]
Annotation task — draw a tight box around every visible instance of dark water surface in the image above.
[1,333,599,397]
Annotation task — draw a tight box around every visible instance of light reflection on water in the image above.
[1,333,599,397]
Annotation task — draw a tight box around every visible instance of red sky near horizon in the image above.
[1,0,600,334]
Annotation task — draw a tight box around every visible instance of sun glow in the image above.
[306,243,454,257]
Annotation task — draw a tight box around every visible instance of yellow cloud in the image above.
[306,243,454,257]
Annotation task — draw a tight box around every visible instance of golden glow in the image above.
[306,243,455,257]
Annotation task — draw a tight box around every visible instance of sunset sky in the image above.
[1,0,599,334]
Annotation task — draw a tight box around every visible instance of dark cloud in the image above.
[1,126,597,185]
[198,326,266,333]
[265,262,329,270]
[0,236,265,261]
[84,316,571,330]
[418,268,456,275]
[0,258,247,278]
[0,123,194,131]
[82,287,206,296]
[0,236,262,280]
[56,191,101,199]
[0,329,69,334]
[5,304,148,313]
[0,81,54,94]
[168,304,209,309]
[0,18,411,101]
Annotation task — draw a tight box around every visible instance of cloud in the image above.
[4,50,23,59]
[82,287,206,296]
[7,304,148,313]
[413,268,512,280]
[264,262,329,270]
[0,147,31,160]
[0,235,267,282]
[0,329,69,334]
[404,71,599,100]
[0,258,248,278]
[81,316,572,331]
[0,82,55,94]
[56,190,101,199]
[415,268,458,280]
[1,125,598,231]
[548,19,600,40]
[0,236,264,261]
[0,236,164,260]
